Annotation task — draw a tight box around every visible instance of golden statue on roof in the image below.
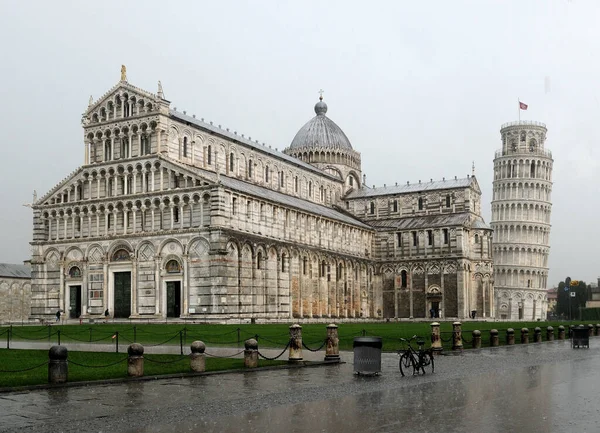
[121,65,127,82]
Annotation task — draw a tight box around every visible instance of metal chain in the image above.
[204,349,245,358]
[258,341,291,360]
[144,355,189,364]
[68,357,128,368]
[144,333,181,347]
[302,339,327,352]
[0,361,49,373]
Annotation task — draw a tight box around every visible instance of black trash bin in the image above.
[572,325,589,348]
[353,336,382,375]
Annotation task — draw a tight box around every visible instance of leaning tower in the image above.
[491,121,553,320]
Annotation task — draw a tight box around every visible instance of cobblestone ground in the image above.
[2,339,600,433]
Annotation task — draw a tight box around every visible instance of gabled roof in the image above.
[87,80,164,114]
[0,263,31,279]
[345,177,479,199]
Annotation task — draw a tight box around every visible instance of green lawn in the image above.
[0,320,586,388]
[0,349,287,388]
[1,320,580,352]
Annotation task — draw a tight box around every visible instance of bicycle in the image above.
[397,335,434,376]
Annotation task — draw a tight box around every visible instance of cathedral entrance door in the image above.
[114,272,131,318]
[166,281,181,318]
[69,286,81,319]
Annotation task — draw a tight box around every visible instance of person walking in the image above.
[55,310,61,322]
[104,309,109,323]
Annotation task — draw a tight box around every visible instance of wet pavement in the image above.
[2,339,600,433]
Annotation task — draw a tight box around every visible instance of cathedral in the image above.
[29,68,494,322]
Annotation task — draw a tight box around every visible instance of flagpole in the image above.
[518,98,520,121]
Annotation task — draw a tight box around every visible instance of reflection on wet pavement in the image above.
[2,340,600,433]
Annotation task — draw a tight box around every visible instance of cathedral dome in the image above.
[289,98,353,150]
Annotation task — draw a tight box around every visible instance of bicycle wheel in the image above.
[399,352,415,376]
[419,352,434,374]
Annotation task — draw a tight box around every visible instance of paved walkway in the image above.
[2,338,600,433]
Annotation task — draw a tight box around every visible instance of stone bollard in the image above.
[558,325,565,340]
[127,343,144,377]
[325,324,340,361]
[534,327,542,343]
[547,326,554,341]
[490,329,499,347]
[452,321,463,351]
[48,345,68,384]
[289,324,303,361]
[588,324,594,337]
[189,340,206,372]
[506,328,515,345]
[430,322,443,355]
[244,338,258,368]
[472,330,481,349]
[521,328,529,344]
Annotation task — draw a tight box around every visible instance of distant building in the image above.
[546,287,557,314]
[0,262,31,324]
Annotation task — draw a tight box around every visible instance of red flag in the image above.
[519,101,528,110]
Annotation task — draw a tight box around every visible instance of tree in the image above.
[556,279,587,320]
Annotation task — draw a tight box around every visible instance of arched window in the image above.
[370,202,375,214]
[393,200,398,212]
[294,176,298,192]
[401,270,407,288]
[474,234,479,244]
[69,266,81,278]
[174,206,179,222]
[302,256,307,275]
[183,137,188,157]
[530,161,535,178]
[112,249,130,261]
[248,159,253,178]
[229,152,234,173]
[104,140,111,161]
[281,253,287,272]
[207,145,212,165]
[166,259,181,273]
[446,195,451,208]
[257,252,263,270]
[520,132,526,142]
[349,176,354,186]
[265,166,269,183]
[418,197,424,210]
[309,181,312,197]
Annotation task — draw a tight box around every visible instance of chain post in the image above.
[115,331,119,353]
[57,330,61,346]
[134,325,137,343]
[89,327,92,342]
[180,330,184,355]
[6,327,10,349]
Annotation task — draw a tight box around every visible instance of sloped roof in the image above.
[346,177,476,199]
[0,263,31,279]
[218,174,372,230]
[367,213,491,231]
[160,155,371,230]
[170,111,339,181]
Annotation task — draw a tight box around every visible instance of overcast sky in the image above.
[0,0,597,287]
